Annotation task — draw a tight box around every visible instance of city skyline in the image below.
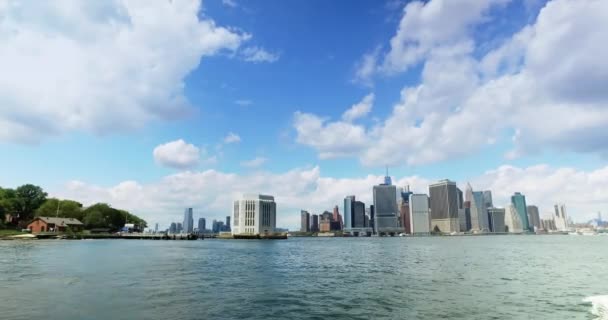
[1,0,607,230]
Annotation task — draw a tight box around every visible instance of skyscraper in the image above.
[505,204,523,233]
[225,216,231,232]
[310,214,319,232]
[466,183,490,232]
[429,180,459,233]
[457,188,464,209]
[154,223,158,233]
[554,204,569,231]
[488,208,506,233]
[300,210,310,232]
[343,195,356,232]
[409,194,430,235]
[332,206,343,230]
[373,173,400,235]
[483,191,493,208]
[198,217,206,233]
[353,201,365,228]
[232,194,277,235]
[369,205,375,233]
[399,186,413,234]
[511,192,531,231]
[169,222,177,234]
[183,208,194,234]
[177,222,183,233]
[527,205,540,231]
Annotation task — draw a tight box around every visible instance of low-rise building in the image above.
[27,217,84,233]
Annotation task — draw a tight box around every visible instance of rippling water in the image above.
[1,236,607,319]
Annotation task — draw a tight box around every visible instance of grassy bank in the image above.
[0,229,26,238]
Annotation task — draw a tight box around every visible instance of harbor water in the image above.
[1,236,607,319]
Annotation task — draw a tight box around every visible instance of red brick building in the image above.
[27,217,84,233]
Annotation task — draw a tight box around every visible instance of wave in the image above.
[584,295,608,319]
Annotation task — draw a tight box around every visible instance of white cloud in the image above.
[235,99,253,106]
[0,0,251,143]
[342,93,375,122]
[51,163,608,230]
[223,132,241,144]
[240,46,280,63]
[153,139,200,169]
[302,0,608,166]
[240,156,267,168]
[222,0,238,8]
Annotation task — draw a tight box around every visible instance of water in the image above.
[1,236,607,320]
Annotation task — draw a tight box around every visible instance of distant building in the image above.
[177,222,183,233]
[225,216,231,232]
[232,194,277,235]
[183,208,194,233]
[27,217,84,233]
[527,205,541,231]
[429,180,460,233]
[488,208,506,233]
[458,208,467,232]
[554,204,569,231]
[511,192,531,231]
[466,183,490,232]
[369,205,375,233]
[198,218,206,233]
[505,204,523,233]
[343,195,356,232]
[399,186,413,234]
[541,218,556,231]
[409,194,430,235]
[457,188,464,209]
[373,172,400,235]
[353,201,365,228]
[169,222,177,234]
[483,191,493,208]
[310,214,319,232]
[154,223,159,233]
[332,206,343,230]
[300,210,311,232]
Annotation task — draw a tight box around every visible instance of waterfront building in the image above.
[541,217,556,231]
[310,214,319,232]
[177,222,183,233]
[527,205,541,231]
[333,206,343,230]
[409,194,430,235]
[458,208,467,232]
[353,201,365,228]
[343,195,356,232]
[232,194,277,235]
[225,216,231,232]
[466,183,490,232]
[169,222,177,234]
[300,210,311,232]
[511,192,531,231]
[183,208,194,234]
[198,218,206,233]
[483,191,493,208]
[505,205,523,233]
[369,205,375,233]
[154,223,159,233]
[554,204,569,231]
[457,188,464,209]
[488,208,506,233]
[429,180,460,233]
[399,186,413,234]
[373,172,400,235]
[27,217,84,233]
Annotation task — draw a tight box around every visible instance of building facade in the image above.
[373,180,400,235]
[409,194,430,235]
[429,180,460,233]
[511,192,531,231]
[198,218,206,233]
[554,204,569,231]
[505,204,523,233]
[300,210,310,232]
[343,195,356,232]
[527,205,541,231]
[183,208,194,234]
[488,208,506,233]
[232,194,277,235]
[310,214,319,232]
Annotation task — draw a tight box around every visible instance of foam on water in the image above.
[584,295,608,319]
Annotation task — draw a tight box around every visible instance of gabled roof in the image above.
[35,217,84,226]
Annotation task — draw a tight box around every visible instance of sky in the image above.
[1,0,607,230]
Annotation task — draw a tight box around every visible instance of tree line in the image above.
[0,184,147,231]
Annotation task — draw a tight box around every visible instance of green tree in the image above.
[36,199,84,220]
[0,188,19,226]
[83,210,106,229]
[14,184,47,221]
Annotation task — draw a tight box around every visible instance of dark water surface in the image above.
[1,236,607,320]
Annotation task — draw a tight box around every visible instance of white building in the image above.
[232,194,276,235]
[505,204,523,233]
[554,204,569,231]
[409,194,430,235]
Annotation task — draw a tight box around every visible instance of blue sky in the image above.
[1,0,607,229]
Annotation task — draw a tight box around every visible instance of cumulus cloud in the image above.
[222,0,238,8]
[223,132,241,144]
[241,157,268,168]
[51,164,608,230]
[305,0,608,166]
[0,0,251,143]
[240,46,280,63]
[153,139,201,169]
[342,93,375,122]
[293,94,374,159]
